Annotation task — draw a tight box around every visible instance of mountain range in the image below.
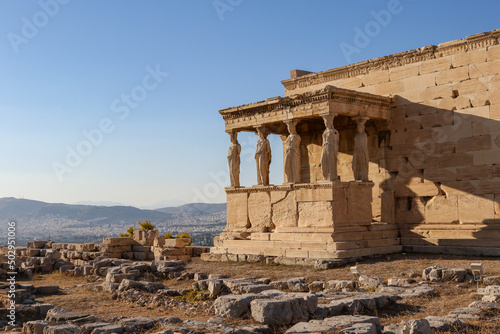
[0,197,226,246]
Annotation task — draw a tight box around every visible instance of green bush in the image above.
[176,231,190,239]
[119,226,135,237]
[119,220,156,237]
[163,231,191,245]
[138,220,155,230]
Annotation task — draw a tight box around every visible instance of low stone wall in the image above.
[207,182,402,263]
[0,231,209,278]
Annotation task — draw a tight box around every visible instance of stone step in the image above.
[329,238,401,250]
[403,223,500,230]
[332,229,399,242]
[401,237,500,247]
[273,222,399,234]
[218,237,401,251]
[210,243,403,259]
[403,245,500,257]
[248,228,399,243]
[330,245,403,259]
[401,228,500,239]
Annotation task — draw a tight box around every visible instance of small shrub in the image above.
[119,226,135,237]
[138,220,155,230]
[120,220,156,237]
[176,231,190,239]
[172,290,208,302]
[363,286,378,293]
[164,232,191,244]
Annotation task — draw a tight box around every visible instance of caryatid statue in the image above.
[352,117,369,181]
[320,115,339,181]
[255,127,271,186]
[284,120,301,183]
[227,130,241,187]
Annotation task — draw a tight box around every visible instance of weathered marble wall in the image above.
[282,31,500,255]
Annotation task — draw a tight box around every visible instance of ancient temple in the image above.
[204,29,500,263]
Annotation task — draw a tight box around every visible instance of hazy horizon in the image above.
[0,196,224,209]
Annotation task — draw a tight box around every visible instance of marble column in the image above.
[284,120,301,184]
[352,116,369,181]
[227,130,241,187]
[255,126,271,186]
[320,114,339,182]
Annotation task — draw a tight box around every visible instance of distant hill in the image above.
[0,197,226,246]
[155,203,226,215]
[0,197,171,225]
[139,199,187,210]
[73,200,125,207]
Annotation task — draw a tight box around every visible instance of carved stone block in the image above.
[227,192,249,229]
[271,192,297,228]
[419,56,452,75]
[295,187,333,202]
[297,201,333,228]
[248,192,271,230]
[425,195,459,223]
[458,194,494,223]
[436,67,469,85]
[347,183,373,225]
[332,186,349,225]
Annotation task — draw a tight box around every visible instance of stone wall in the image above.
[294,119,387,222]
[0,234,208,278]
[281,30,500,255]
[213,182,401,260]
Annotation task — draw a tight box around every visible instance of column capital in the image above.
[353,116,370,124]
[284,117,300,127]
[319,110,339,117]
[254,125,269,136]
[321,114,338,127]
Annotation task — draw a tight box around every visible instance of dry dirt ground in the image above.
[4,253,500,333]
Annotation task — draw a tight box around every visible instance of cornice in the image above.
[219,85,392,121]
[225,181,374,194]
[281,30,500,91]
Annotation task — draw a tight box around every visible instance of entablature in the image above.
[220,85,393,133]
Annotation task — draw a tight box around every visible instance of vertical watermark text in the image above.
[6,221,17,326]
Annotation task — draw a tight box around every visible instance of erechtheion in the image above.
[204,30,500,264]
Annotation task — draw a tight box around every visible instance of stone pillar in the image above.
[227,130,241,187]
[284,120,301,184]
[255,126,271,186]
[320,114,339,182]
[352,116,369,181]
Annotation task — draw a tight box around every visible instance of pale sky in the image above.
[1,0,498,208]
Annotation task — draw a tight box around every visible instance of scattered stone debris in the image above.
[422,266,473,283]
[0,234,209,280]
[1,242,499,334]
[286,315,381,334]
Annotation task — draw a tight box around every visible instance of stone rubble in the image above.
[0,234,209,280]
[0,253,498,334]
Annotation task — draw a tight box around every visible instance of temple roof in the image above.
[220,85,393,132]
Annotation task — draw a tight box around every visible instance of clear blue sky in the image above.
[0,0,498,208]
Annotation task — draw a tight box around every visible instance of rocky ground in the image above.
[1,253,500,333]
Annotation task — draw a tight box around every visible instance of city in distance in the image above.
[0,197,226,247]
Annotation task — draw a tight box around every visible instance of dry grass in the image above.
[27,271,86,288]
[6,253,500,333]
[37,286,171,320]
[187,253,500,283]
